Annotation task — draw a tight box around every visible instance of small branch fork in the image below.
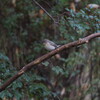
[0,33,100,92]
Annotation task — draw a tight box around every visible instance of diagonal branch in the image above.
[0,33,100,92]
[32,0,57,23]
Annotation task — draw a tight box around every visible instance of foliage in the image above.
[0,0,100,100]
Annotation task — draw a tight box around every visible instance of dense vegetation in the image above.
[0,0,100,100]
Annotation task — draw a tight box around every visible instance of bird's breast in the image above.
[45,43,55,51]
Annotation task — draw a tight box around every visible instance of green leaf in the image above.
[52,66,64,75]
[42,61,49,67]
[29,83,51,97]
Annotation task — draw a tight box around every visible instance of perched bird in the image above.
[42,39,60,51]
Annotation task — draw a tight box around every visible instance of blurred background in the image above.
[0,0,100,100]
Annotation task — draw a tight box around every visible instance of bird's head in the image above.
[42,39,50,45]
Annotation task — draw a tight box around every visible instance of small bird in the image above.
[42,39,60,51]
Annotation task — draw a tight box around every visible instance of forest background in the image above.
[0,0,100,100]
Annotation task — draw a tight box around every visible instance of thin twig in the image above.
[32,0,57,24]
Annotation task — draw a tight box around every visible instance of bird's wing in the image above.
[48,40,60,48]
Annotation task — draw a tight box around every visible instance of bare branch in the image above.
[0,33,100,92]
[32,0,57,23]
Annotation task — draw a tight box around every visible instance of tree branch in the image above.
[0,33,100,92]
[32,0,57,23]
